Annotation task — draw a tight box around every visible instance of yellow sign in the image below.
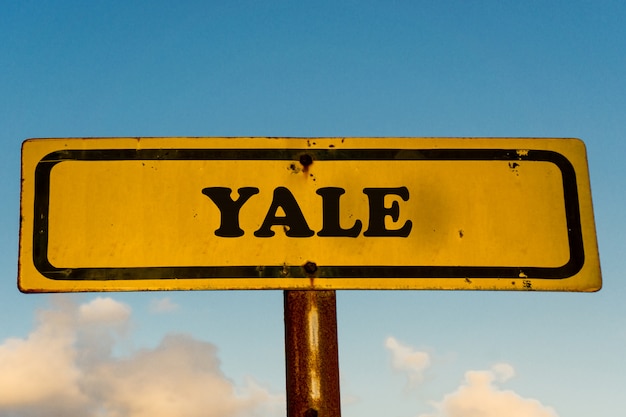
[19,137,601,292]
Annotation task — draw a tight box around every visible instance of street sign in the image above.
[19,137,601,292]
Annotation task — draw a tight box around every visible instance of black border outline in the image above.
[33,148,584,281]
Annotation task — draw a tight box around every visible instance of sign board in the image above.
[19,137,601,292]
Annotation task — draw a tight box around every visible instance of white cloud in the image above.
[491,362,515,383]
[0,296,88,416]
[0,296,283,417]
[419,363,559,417]
[149,297,179,313]
[385,336,431,384]
[85,334,281,417]
[79,297,131,324]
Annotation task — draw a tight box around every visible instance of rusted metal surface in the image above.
[284,290,341,417]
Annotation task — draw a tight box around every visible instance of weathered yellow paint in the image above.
[19,137,601,292]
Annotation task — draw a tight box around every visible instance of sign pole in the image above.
[284,290,341,417]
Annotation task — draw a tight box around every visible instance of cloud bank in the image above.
[0,300,562,417]
[0,296,283,417]
[419,363,559,417]
[384,337,559,417]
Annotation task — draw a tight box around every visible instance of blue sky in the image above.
[1,1,625,416]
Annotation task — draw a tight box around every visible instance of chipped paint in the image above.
[288,162,302,174]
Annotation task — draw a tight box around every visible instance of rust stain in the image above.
[303,261,318,285]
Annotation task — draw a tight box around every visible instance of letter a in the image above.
[254,187,314,237]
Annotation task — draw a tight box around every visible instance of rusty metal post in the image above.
[284,290,341,417]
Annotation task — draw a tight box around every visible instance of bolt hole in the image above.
[303,261,318,275]
[299,154,313,167]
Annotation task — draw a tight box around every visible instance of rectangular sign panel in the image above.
[19,137,601,292]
